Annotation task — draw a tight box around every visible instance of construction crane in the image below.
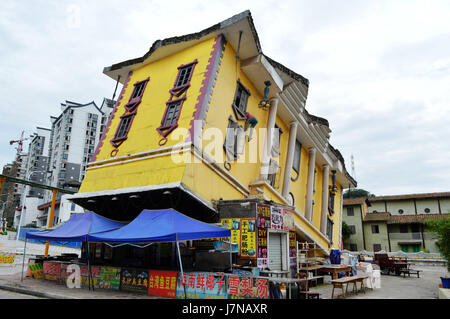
[9,130,29,154]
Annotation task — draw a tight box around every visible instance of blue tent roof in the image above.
[88,209,231,243]
[26,211,127,242]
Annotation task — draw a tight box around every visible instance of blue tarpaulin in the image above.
[87,209,231,243]
[25,211,127,242]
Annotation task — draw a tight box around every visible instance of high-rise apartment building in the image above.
[15,98,115,228]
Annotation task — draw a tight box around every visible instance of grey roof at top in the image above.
[103,10,309,88]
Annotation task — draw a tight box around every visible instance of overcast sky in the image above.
[1,0,449,196]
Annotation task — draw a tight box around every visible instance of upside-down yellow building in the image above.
[71,11,356,271]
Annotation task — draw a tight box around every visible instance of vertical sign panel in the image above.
[270,207,283,230]
[240,218,256,258]
[257,203,271,269]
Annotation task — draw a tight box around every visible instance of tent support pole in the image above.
[176,241,187,299]
[21,238,27,282]
[87,240,93,291]
[229,241,232,272]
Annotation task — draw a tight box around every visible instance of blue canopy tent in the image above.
[88,208,231,243]
[22,211,126,284]
[26,211,126,242]
[87,208,232,297]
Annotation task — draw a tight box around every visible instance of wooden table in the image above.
[318,264,352,280]
[331,275,369,299]
[298,265,325,287]
[267,276,323,299]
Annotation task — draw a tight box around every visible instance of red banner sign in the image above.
[148,270,178,298]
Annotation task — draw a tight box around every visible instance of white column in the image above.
[282,121,298,198]
[305,147,316,221]
[320,164,330,234]
[260,95,279,179]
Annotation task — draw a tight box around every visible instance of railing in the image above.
[389,232,423,241]
[389,232,440,241]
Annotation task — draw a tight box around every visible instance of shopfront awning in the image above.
[87,208,231,243]
[25,211,127,242]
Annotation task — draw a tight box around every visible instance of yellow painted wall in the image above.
[288,146,309,215]
[312,164,323,229]
[99,38,215,159]
[199,40,265,184]
[80,37,217,193]
[80,155,186,192]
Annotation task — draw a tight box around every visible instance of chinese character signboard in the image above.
[240,218,256,258]
[213,241,239,253]
[121,268,149,293]
[99,267,121,290]
[28,263,43,279]
[80,265,100,288]
[0,254,14,264]
[283,209,295,231]
[59,263,70,284]
[176,272,227,299]
[257,204,270,268]
[221,218,241,246]
[148,270,178,298]
[257,204,271,229]
[270,207,283,230]
[43,262,61,281]
[227,275,269,299]
[289,231,297,267]
[257,227,268,269]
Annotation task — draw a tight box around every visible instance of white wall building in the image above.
[17,98,115,229]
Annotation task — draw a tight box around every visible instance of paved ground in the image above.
[0,263,446,299]
[308,265,448,299]
[0,289,41,299]
[0,237,447,299]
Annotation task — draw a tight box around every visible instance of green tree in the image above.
[342,221,352,241]
[425,217,450,273]
[343,188,374,199]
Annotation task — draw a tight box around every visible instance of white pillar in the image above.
[282,121,298,198]
[320,164,330,234]
[260,95,279,179]
[305,147,316,221]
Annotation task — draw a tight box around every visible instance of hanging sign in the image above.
[148,270,178,298]
[176,272,227,299]
[270,207,283,230]
[121,268,149,293]
[240,218,256,258]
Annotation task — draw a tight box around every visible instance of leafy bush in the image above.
[425,217,450,273]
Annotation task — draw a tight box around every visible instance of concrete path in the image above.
[308,265,448,299]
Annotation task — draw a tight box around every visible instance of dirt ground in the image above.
[308,264,448,299]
